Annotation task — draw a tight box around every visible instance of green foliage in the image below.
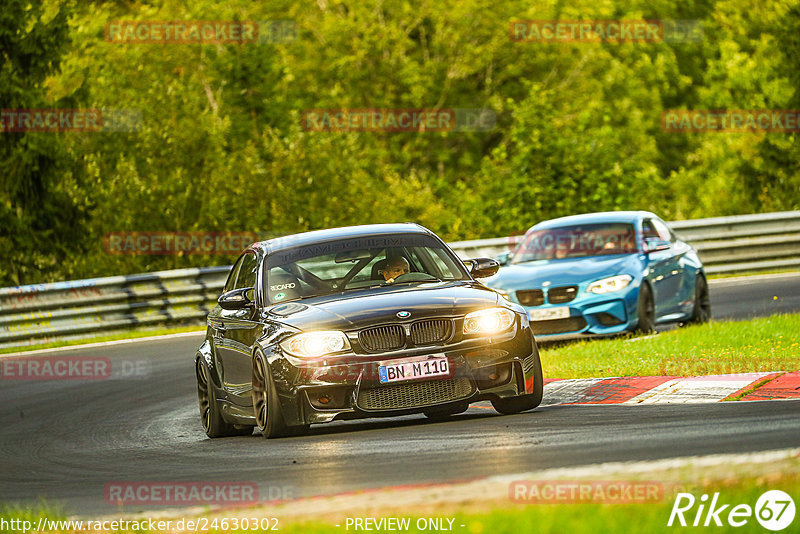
[0,0,86,285]
[2,0,799,285]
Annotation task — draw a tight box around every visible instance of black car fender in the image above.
[195,338,222,389]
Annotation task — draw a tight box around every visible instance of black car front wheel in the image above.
[252,351,308,439]
[196,359,252,438]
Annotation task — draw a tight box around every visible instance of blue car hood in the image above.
[485,254,642,291]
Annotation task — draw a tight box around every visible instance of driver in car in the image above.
[382,256,410,283]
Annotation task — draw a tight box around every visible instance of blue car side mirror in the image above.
[644,238,671,253]
[495,251,513,266]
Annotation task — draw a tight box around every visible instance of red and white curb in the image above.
[543,372,800,405]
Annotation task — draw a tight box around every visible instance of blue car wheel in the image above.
[636,283,655,332]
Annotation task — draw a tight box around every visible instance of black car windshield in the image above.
[512,223,637,263]
[263,234,468,304]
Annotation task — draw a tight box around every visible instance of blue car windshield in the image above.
[512,223,637,263]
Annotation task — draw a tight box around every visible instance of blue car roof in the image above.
[530,211,656,231]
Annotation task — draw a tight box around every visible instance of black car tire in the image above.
[636,283,656,333]
[491,347,544,415]
[196,359,252,438]
[252,351,308,439]
[690,274,711,324]
[423,402,469,420]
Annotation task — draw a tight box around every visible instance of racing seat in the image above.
[267,271,303,303]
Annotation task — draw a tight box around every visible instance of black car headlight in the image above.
[279,331,351,358]
[463,308,515,336]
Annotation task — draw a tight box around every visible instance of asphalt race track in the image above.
[1,274,799,516]
[709,272,800,320]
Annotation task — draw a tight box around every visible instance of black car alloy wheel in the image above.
[252,351,308,439]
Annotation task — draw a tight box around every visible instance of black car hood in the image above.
[266,281,500,331]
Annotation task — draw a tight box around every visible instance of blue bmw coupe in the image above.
[485,211,710,338]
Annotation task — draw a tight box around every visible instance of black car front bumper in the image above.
[267,324,540,426]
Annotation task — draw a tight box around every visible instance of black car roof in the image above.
[248,223,435,255]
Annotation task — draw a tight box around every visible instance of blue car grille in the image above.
[547,285,578,304]
[516,289,545,306]
[517,286,578,306]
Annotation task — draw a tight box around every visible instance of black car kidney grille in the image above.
[410,320,452,345]
[357,377,474,411]
[517,289,545,306]
[359,325,405,352]
[547,285,578,304]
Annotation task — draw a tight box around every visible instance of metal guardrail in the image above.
[1,211,798,350]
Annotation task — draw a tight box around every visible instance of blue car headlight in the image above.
[586,274,633,294]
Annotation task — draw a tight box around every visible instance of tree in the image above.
[0,0,86,285]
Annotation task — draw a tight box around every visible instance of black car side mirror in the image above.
[218,287,255,310]
[465,257,500,278]
[643,237,671,253]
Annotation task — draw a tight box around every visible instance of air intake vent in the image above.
[357,377,474,411]
[531,316,587,335]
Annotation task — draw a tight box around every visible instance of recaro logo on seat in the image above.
[270,283,296,291]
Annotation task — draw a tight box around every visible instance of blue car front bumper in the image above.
[510,285,640,337]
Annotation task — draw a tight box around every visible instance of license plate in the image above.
[378,356,449,384]
[528,306,571,321]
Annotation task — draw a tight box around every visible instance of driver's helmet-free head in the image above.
[382,256,410,280]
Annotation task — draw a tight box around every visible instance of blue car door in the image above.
[644,218,685,319]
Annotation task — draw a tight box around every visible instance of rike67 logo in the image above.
[668,490,795,531]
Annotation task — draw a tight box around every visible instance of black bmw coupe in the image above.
[195,223,544,438]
